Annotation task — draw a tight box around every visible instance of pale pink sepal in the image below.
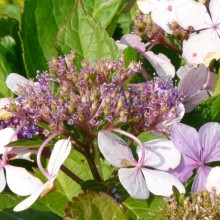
[47,139,71,176]
[6,73,30,95]
[142,169,185,196]
[118,167,149,199]
[13,177,55,212]
[5,165,43,196]
[0,168,6,193]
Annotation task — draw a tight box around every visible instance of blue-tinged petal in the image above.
[198,122,220,163]
[118,167,149,199]
[137,138,181,171]
[98,131,136,168]
[142,168,185,196]
[191,166,210,192]
[171,123,200,160]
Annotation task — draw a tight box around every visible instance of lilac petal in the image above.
[144,52,175,78]
[5,165,43,196]
[176,64,192,79]
[0,168,6,193]
[118,167,149,199]
[47,139,71,176]
[198,122,220,163]
[98,131,135,168]
[183,90,209,113]
[171,123,200,160]
[142,168,185,196]
[137,139,181,171]
[169,156,198,182]
[192,166,211,192]
[120,34,147,53]
[178,64,208,97]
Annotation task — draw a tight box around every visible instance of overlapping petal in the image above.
[138,139,181,171]
[98,131,136,168]
[169,156,198,182]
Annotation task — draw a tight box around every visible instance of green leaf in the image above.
[57,149,93,200]
[6,139,43,148]
[20,0,74,78]
[64,191,125,220]
[214,67,220,95]
[0,191,62,219]
[137,131,166,144]
[55,0,119,68]
[82,0,124,29]
[124,196,166,220]
[182,94,220,128]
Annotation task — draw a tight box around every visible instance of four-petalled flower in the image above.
[169,122,220,192]
[14,139,71,211]
[98,130,185,199]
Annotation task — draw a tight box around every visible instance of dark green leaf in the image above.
[20,0,74,78]
[0,36,17,97]
[55,0,119,68]
[182,94,220,128]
